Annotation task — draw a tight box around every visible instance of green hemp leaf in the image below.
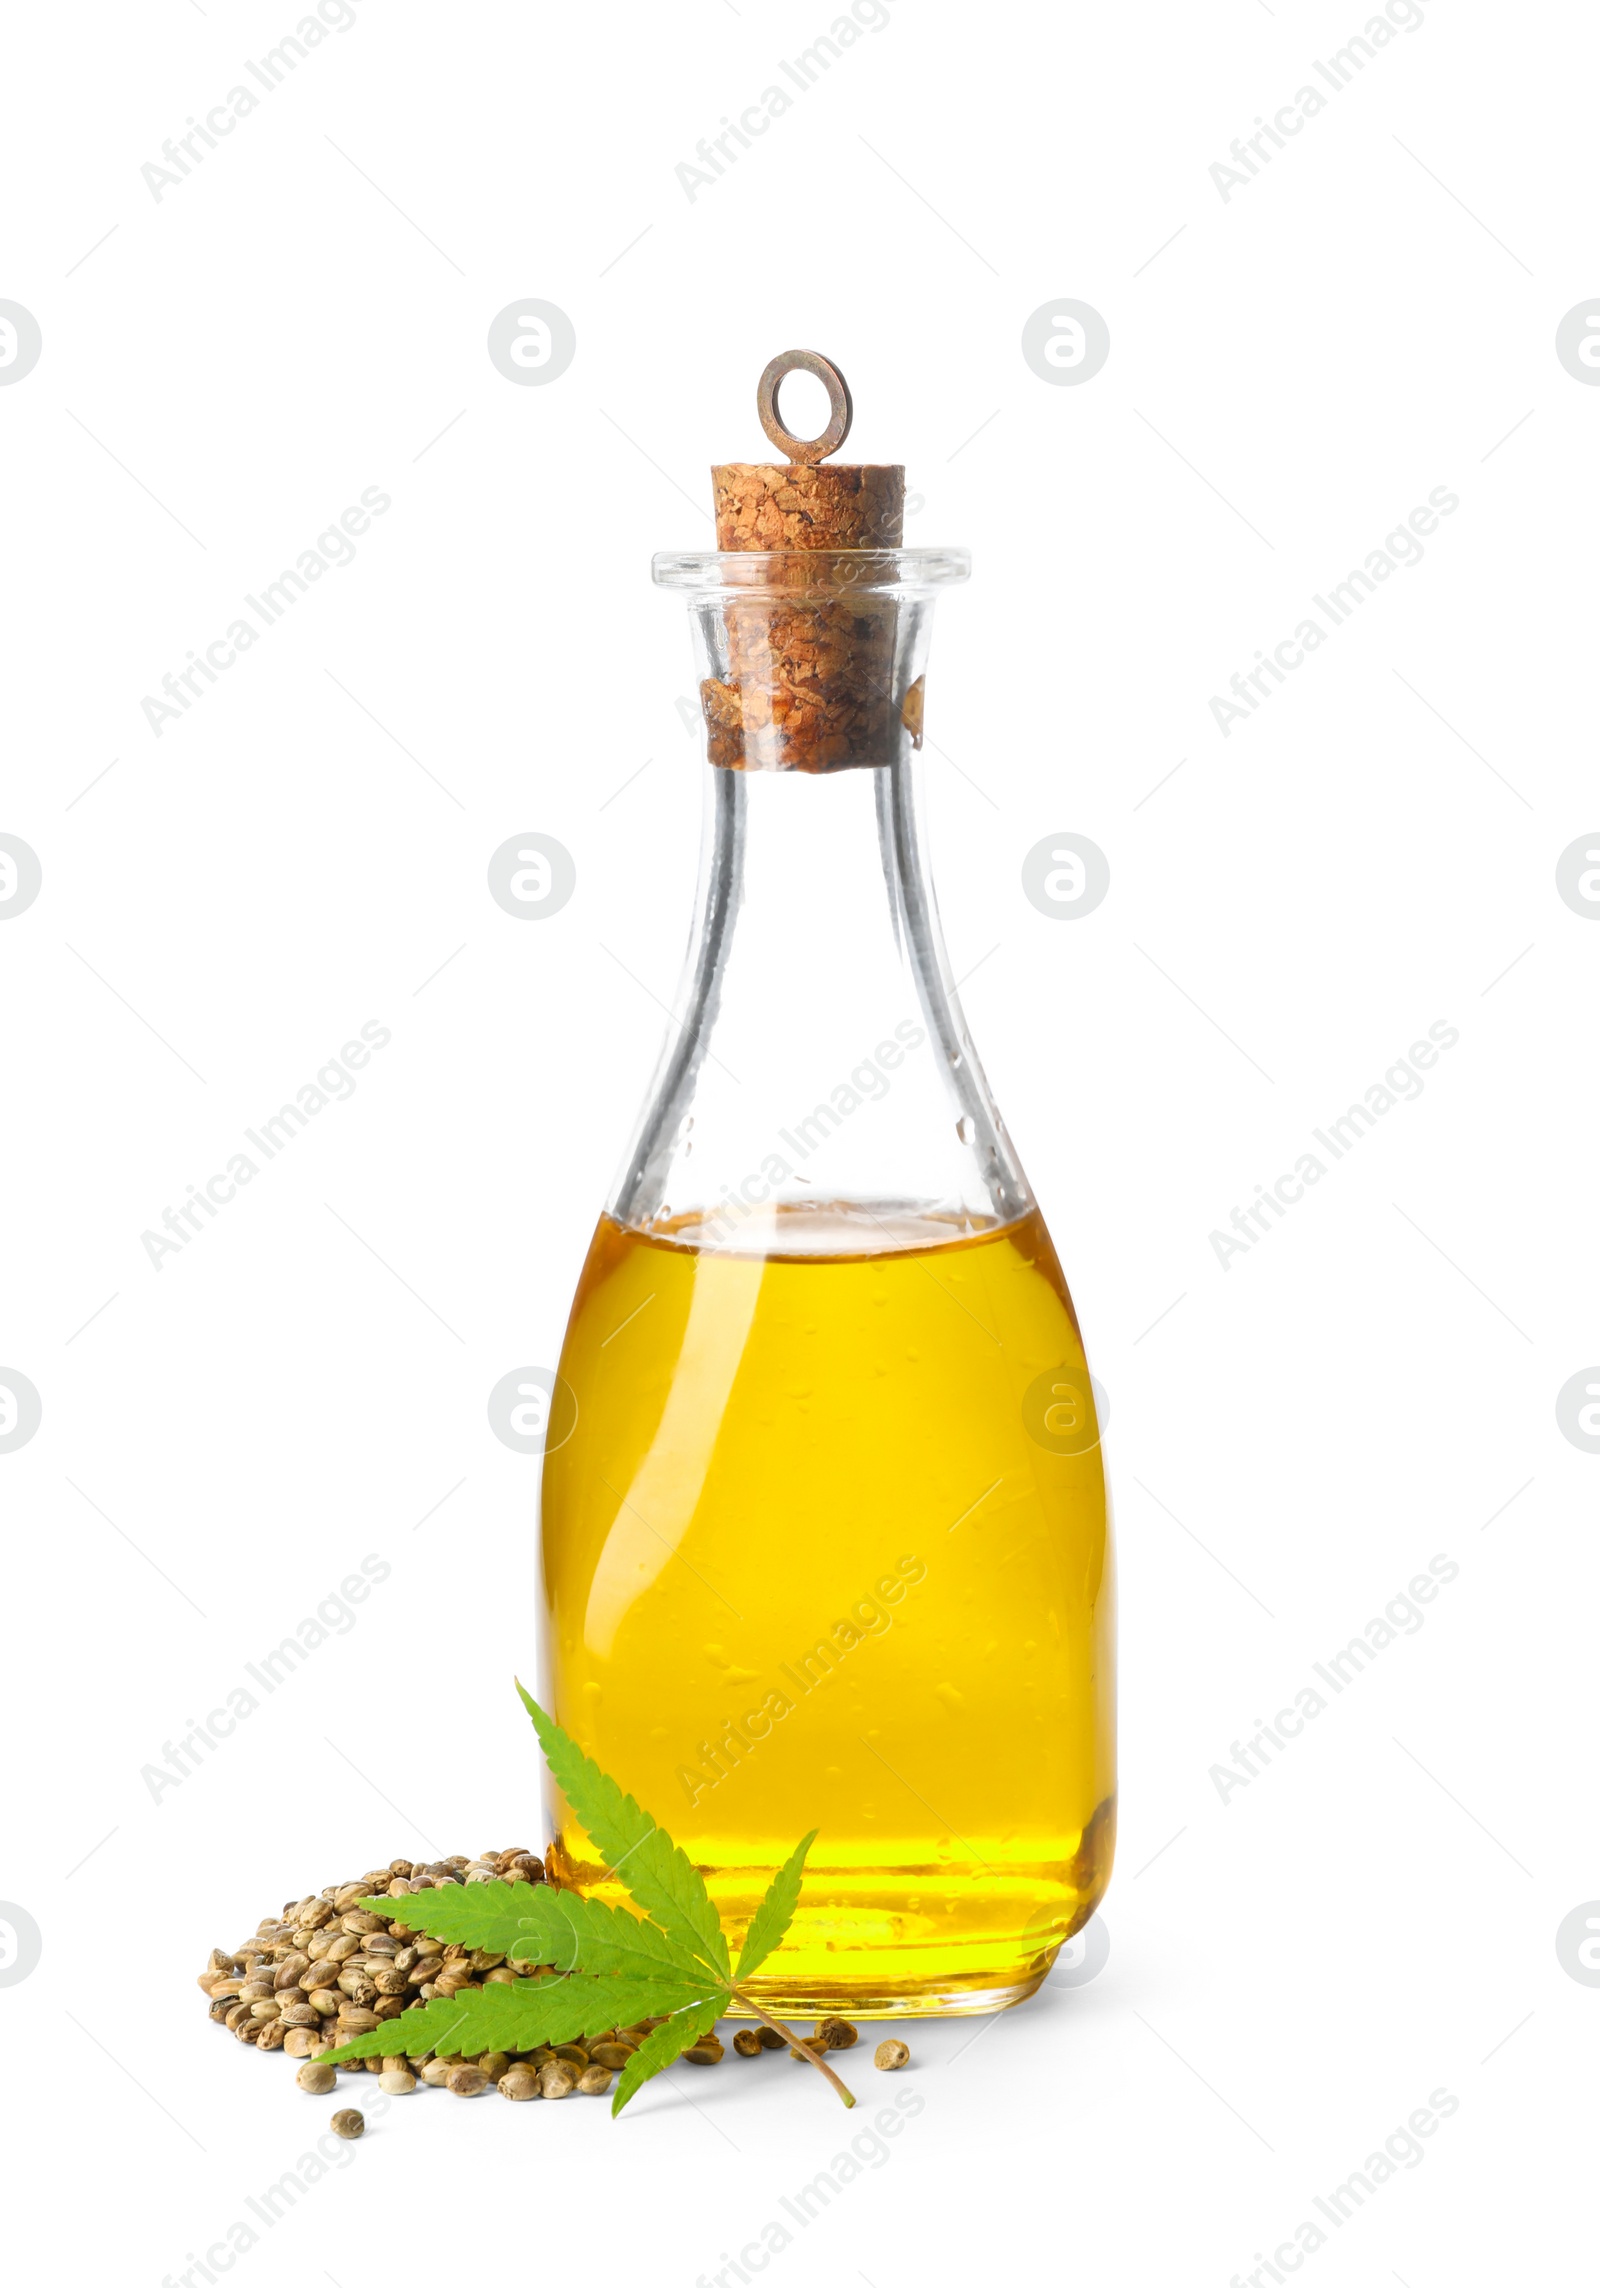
[321,1685,854,2116]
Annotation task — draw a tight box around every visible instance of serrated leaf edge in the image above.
[610,1996,724,2118]
[734,1827,817,1983]
[318,1973,720,2066]
[516,1680,729,1977]
[359,1881,690,1981]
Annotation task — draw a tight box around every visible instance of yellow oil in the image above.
[538,1203,1114,2015]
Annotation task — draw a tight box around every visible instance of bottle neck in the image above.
[608,754,1032,1255]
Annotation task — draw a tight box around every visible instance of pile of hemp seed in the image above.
[199,1848,910,2104]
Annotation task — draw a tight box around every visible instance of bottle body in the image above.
[541,1203,1112,2013]
[538,548,1114,2013]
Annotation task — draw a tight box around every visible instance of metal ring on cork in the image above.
[756,349,853,465]
[712,350,904,556]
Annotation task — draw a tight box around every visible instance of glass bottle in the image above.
[539,353,1113,2015]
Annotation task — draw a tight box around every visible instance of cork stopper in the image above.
[713,461,904,549]
[700,351,912,773]
[712,351,905,550]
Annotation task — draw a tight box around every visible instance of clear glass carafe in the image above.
[538,536,1114,2016]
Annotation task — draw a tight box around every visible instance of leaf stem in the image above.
[724,1982,855,2109]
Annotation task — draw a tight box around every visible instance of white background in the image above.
[2,0,1595,2280]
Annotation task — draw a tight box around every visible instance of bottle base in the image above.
[548,1806,1115,2024]
[728,1970,1049,2021]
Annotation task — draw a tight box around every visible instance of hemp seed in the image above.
[330,2109,365,2139]
[873,2039,910,2071]
[201,1846,697,2122]
[815,2016,858,2050]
